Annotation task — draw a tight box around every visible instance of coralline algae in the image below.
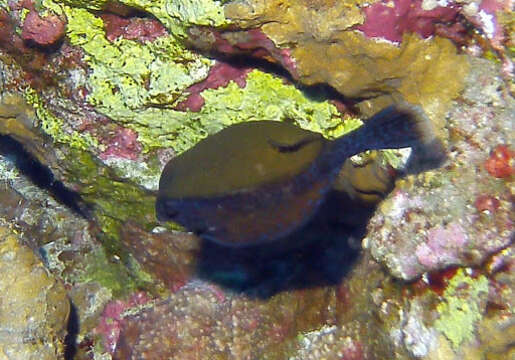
[365,58,513,280]
[0,0,513,359]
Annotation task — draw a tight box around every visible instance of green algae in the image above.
[170,69,359,153]
[197,70,347,136]
[162,68,357,154]
[434,268,489,350]
[78,247,139,297]
[65,150,156,231]
[61,149,158,295]
[47,4,356,154]
[61,6,212,151]
[165,0,227,27]
[44,0,227,37]
[38,3,363,156]
[63,6,211,104]
[23,87,98,150]
[77,244,155,298]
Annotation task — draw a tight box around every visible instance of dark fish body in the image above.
[158,121,326,199]
[156,104,436,247]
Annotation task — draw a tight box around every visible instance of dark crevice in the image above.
[0,135,91,218]
[208,54,360,110]
[217,54,294,81]
[97,3,154,18]
[64,302,79,360]
[23,37,65,54]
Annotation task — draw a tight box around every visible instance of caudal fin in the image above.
[329,102,444,170]
[360,103,437,149]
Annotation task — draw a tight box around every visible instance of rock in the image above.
[0,1,512,359]
[365,58,513,280]
[22,10,66,47]
[113,280,341,359]
[216,0,470,129]
[0,221,69,360]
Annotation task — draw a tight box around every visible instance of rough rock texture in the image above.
[120,223,200,291]
[0,0,512,359]
[112,254,391,360]
[212,0,471,130]
[22,10,67,46]
[0,221,70,359]
[111,249,514,360]
[365,57,513,280]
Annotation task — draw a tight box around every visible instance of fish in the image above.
[156,103,439,247]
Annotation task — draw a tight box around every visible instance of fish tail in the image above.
[358,103,436,149]
[331,103,438,163]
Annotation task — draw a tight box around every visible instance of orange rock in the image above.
[485,145,514,178]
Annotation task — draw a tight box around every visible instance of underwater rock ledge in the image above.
[0,0,513,359]
[365,57,513,281]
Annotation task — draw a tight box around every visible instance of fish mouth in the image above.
[155,197,179,221]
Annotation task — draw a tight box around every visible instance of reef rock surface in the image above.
[0,221,70,360]
[0,0,512,359]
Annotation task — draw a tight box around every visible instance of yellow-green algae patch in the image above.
[43,0,227,37]
[60,149,160,291]
[24,87,99,150]
[162,69,361,153]
[77,247,143,297]
[197,70,360,137]
[46,5,359,154]
[60,6,212,151]
[434,268,489,350]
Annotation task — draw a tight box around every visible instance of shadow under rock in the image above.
[195,140,447,299]
[0,135,91,218]
[196,189,374,299]
[64,302,79,360]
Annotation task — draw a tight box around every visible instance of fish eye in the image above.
[156,200,179,219]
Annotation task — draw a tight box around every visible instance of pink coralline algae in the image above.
[365,58,513,281]
[358,0,513,77]
[101,13,167,43]
[192,27,298,77]
[22,10,66,46]
[468,0,507,50]
[339,338,364,360]
[0,10,20,50]
[176,61,252,112]
[95,291,151,354]
[415,223,468,268]
[0,8,49,74]
[228,29,297,75]
[357,0,459,43]
[99,127,142,160]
